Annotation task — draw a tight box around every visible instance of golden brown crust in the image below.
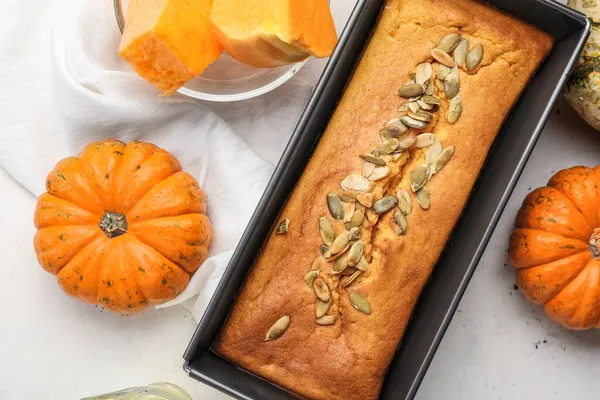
[214,1,553,399]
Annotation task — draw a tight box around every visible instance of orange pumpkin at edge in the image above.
[507,165,600,330]
[33,140,212,313]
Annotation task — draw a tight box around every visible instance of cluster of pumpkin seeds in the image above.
[268,33,479,339]
[398,33,483,126]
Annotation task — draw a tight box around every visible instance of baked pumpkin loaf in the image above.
[215,0,553,399]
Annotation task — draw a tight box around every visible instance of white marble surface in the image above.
[2,0,600,399]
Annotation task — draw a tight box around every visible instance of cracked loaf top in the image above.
[214,1,552,399]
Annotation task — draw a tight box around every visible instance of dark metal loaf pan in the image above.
[183,1,590,399]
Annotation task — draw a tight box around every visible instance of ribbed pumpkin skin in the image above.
[508,165,600,330]
[33,140,212,313]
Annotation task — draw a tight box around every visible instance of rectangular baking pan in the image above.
[183,1,590,399]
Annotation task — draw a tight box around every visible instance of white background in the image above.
[2,0,600,399]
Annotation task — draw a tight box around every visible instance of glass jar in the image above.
[81,382,192,400]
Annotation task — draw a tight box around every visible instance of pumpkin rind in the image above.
[46,157,105,214]
[543,259,600,330]
[33,140,212,313]
[34,193,98,229]
[508,228,588,268]
[508,164,600,329]
[112,142,183,213]
[515,186,592,241]
[130,214,212,273]
[547,166,600,227]
[516,251,591,304]
[126,171,207,221]
[57,236,109,304]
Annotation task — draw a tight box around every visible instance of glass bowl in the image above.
[114,0,305,102]
[81,382,192,400]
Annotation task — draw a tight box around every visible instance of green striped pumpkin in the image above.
[565,0,600,130]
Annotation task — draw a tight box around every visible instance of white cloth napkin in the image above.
[0,0,309,320]
[0,0,353,320]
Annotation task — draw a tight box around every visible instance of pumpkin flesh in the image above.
[508,166,600,329]
[210,0,337,68]
[34,140,212,313]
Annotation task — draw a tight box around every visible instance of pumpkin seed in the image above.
[348,207,365,229]
[417,99,433,111]
[319,244,331,258]
[437,33,461,53]
[316,298,332,318]
[316,315,336,325]
[447,95,462,124]
[338,190,357,203]
[341,174,372,192]
[425,82,435,96]
[431,48,455,67]
[398,103,410,113]
[372,196,398,214]
[425,141,443,164]
[356,192,373,208]
[356,256,369,272]
[311,257,323,271]
[435,78,445,92]
[379,126,402,141]
[397,188,412,215]
[414,133,435,148]
[313,276,331,302]
[347,241,364,267]
[411,164,431,192]
[327,193,344,220]
[362,161,375,178]
[408,110,433,123]
[408,101,420,114]
[349,292,371,314]
[385,118,409,134]
[342,202,355,223]
[304,270,319,288]
[369,166,390,181]
[466,44,484,71]
[329,231,350,255]
[416,186,431,209]
[415,62,433,85]
[365,209,378,225]
[342,270,362,287]
[437,64,451,80]
[360,154,386,166]
[343,266,358,276]
[332,252,350,274]
[398,136,417,150]
[276,219,289,235]
[265,315,291,341]
[319,217,335,246]
[454,38,469,67]
[378,138,400,155]
[421,95,440,105]
[444,73,459,100]
[401,115,428,129]
[433,146,455,173]
[393,209,408,235]
[398,83,425,98]
[349,226,361,241]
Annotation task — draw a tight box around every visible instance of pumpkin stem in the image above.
[590,228,600,259]
[99,211,128,238]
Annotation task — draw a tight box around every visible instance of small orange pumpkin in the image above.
[508,165,600,329]
[34,140,212,313]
